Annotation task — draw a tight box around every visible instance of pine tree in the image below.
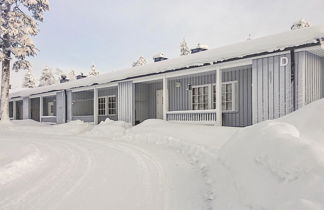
[89,65,99,77]
[180,40,191,56]
[22,69,36,88]
[132,56,147,67]
[39,67,56,87]
[291,19,311,30]
[0,0,49,121]
[68,70,76,81]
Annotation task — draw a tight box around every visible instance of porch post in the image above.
[94,88,98,125]
[13,101,16,120]
[40,96,43,123]
[216,68,222,126]
[163,76,168,120]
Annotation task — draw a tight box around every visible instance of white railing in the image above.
[166,110,217,124]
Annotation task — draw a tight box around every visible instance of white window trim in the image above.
[107,95,117,116]
[190,81,238,112]
[191,84,211,110]
[98,95,117,116]
[217,81,238,113]
[98,96,107,116]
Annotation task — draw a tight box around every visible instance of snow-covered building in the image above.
[7,26,324,127]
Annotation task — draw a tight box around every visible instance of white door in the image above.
[156,89,163,119]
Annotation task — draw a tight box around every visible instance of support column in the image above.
[13,101,16,120]
[216,68,222,126]
[23,97,30,120]
[94,88,98,125]
[40,96,43,122]
[163,76,169,120]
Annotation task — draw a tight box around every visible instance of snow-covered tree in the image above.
[88,65,99,77]
[132,56,147,67]
[39,67,55,87]
[22,69,36,88]
[291,19,311,30]
[180,40,190,56]
[53,68,64,84]
[0,0,49,121]
[68,70,76,81]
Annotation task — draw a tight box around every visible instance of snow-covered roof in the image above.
[10,26,324,98]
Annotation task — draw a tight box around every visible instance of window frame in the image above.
[98,96,107,116]
[191,84,211,111]
[107,95,117,116]
[212,81,237,113]
[98,95,117,116]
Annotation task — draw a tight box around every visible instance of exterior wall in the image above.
[135,81,162,124]
[222,66,252,127]
[9,101,13,118]
[72,90,94,122]
[30,98,40,122]
[41,117,57,123]
[322,57,324,98]
[98,86,118,122]
[23,97,30,120]
[168,72,215,111]
[118,81,135,124]
[168,66,252,127]
[67,90,72,122]
[16,100,23,120]
[56,91,66,124]
[252,53,295,124]
[304,52,323,104]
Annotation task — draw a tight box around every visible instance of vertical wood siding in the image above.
[23,97,30,120]
[118,81,135,124]
[252,53,295,124]
[66,90,72,122]
[304,52,323,104]
[98,87,118,122]
[135,81,162,123]
[30,98,40,122]
[222,66,252,127]
[56,91,66,124]
[16,100,23,120]
[168,66,252,127]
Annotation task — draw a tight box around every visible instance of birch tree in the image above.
[0,0,49,121]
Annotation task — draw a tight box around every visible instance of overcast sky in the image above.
[8,0,324,89]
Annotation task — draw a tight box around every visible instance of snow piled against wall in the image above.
[213,99,324,209]
[85,99,324,209]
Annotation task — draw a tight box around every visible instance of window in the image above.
[192,85,209,110]
[72,91,94,116]
[108,96,117,115]
[43,96,56,117]
[97,95,117,116]
[98,97,106,116]
[213,82,236,112]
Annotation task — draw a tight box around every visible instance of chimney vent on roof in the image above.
[60,75,69,83]
[153,53,168,62]
[76,73,87,80]
[191,44,208,54]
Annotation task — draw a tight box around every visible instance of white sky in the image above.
[4,0,324,89]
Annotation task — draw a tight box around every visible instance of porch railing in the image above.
[166,110,217,124]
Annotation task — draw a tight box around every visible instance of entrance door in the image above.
[156,89,163,119]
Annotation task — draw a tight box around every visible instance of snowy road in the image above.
[0,121,213,210]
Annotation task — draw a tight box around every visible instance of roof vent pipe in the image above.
[153,53,168,62]
[191,44,209,54]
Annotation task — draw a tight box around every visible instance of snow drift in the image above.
[213,99,324,210]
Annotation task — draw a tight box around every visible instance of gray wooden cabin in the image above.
[7,26,324,127]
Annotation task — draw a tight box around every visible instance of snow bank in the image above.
[213,99,324,210]
[84,118,131,138]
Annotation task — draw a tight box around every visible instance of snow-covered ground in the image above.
[1,99,324,210]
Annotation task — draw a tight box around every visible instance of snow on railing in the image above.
[166,110,217,123]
